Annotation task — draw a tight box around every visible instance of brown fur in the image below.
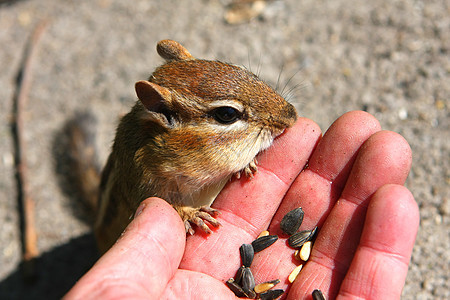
[76,40,298,253]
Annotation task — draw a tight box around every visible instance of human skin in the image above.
[64,111,419,299]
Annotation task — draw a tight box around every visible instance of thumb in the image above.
[64,197,186,299]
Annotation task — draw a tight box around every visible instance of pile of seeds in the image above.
[281,208,318,283]
[225,207,325,300]
[226,231,282,299]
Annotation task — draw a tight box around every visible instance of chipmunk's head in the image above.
[134,40,297,185]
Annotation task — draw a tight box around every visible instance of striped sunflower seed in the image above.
[288,230,312,248]
[259,289,284,300]
[234,266,245,284]
[241,267,256,295]
[288,226,317,248]
[239,243,254,267]
[251,235,278,253]
[312,289,326,300]
[226,278,245,297]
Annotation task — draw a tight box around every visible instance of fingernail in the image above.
[134,203,146,219]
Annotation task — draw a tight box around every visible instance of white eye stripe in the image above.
[205,119,248,132]
[206,100,244,113]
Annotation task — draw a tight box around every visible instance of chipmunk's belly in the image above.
[182,176,229,208]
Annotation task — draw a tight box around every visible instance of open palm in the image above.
[65,111,419,299]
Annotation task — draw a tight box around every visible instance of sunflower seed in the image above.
[240,243,254,267]
[254,279,280,293]
[280,207,304,235]
[226,278,245,297]
[288,230,312,248]
[245,289,257,299]
[312,289,326,300]
[309,226,318,240]
[241,267,256,295]
[259,289,285,300]
[294,249,301,261]
[257,230,270,238]
[288,226,318,248]
[234,266,245,284]
[251,235,278,253]
[288,264,303,283]
[299,241,312,261]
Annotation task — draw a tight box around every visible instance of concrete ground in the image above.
[0,0,448,299]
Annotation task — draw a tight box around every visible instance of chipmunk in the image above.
[70,40,297,253]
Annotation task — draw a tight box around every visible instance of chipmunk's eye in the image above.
[212,106,240,124]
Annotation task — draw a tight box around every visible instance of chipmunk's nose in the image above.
[273,102,297,129]
[284,102,298,125]
[269,104,298,136]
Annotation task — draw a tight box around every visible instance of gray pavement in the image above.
[0,0,448,299]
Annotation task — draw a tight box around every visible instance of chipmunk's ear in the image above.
[135,80,172,112]
[135,80,175,127]
[157,39,195,61]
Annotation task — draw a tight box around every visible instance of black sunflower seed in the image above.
[312,289,326,300]
[226,278,245,297]
[310,226,318,240]
[251,235,278,253]
[234,266,245,285]
[241,267,256,295]
[280,207,304,235]
[259,289,285,300]
[239,243,254,267]
[288,229,313,248]
[245,289,256,299]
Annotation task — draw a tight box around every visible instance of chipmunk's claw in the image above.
[184,221,196,235]
[175,205,221,235]
[235,158,258,179]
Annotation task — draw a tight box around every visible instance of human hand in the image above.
[64,111,419,299]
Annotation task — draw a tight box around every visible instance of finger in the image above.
[64,197,186,299]
[180,118,321,280]
[337,184,419,299]
[215,117,321,231]
[291,130,412,298]
[247,111,381,290]
[163,270,236,299]
[270,110,382,234]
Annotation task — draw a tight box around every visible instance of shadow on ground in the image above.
[0,115,102,299]
[0,233,98,300]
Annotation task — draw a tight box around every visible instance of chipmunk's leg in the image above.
[174,205,221,235]
[235,158,258,179]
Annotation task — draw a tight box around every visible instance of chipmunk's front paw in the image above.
[174,205,221,235]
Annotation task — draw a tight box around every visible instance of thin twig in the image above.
[12,19,49,281]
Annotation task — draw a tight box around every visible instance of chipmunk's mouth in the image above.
[276,128,286,137]
[269,127,287,141]
[254,127,275,153]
